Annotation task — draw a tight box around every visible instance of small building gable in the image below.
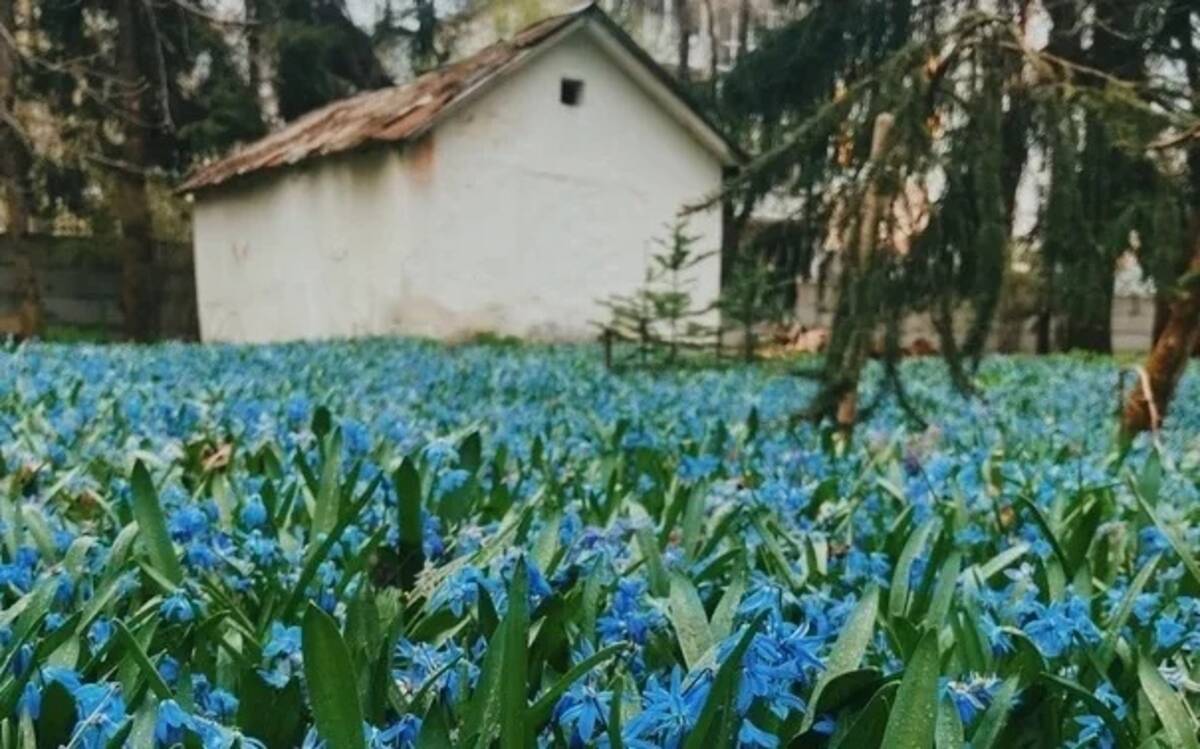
[180,4,741,194]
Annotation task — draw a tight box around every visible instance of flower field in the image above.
[1,341,1199,749]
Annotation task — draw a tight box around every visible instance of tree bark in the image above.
[0,0,42,338]
[1121,216,1200,436]
[674,0,691,82]
[113,0,161,342]
[736,0,749,61]
[826,113,896,436]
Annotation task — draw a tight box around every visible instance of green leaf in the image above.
[302,603,366,749]
[1039,673,1135,749]
[237,670,305,748]
[969,676,1017,749]
[129,461,183,587]
[500,557,530,749]
[313,429,343,539]
[416,700,452,749]
[683,612,765,749]
[35,680,76,749]
[972,543,1029,583]
[635,527,669,597]
[608,676,625,749]
[831,683,895,749]
[1138,653,1199,749]
[459,431,483,475]
[1100,555,1161,666]
[394,458,425,590]
[668,571,715,669]
[801,585,879,733]
[880,627,940,749]
[113,619,173,701]
[889,519,939,620]
[925,553,961,628]
[710,566,745,642]
[1132,486,1200,594]
[529,644,626,724]
[935,695,964,749]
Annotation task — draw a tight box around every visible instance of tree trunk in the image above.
[114,0,161,342]
[245,0,281,128]
[701,0,718,87]
[736,0,749,61]
[1121,217,1200,436]
[674,0,691,82]
[822,113,895,437]
[0,0,41,338]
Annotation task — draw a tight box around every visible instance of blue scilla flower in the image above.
[737,719,779,748]
[429,566,492,618]
[625,667,710,748]
[678,454,720,483]
[240,497,268,529]
[168,506,208,543]
[1155,616,1185,651]
[372,715,422,748]
[185,541,219,571]
[260,622,303,688]
[285,395,311,428]
[72,683,127,749]
[435,468,470,497]
[943,674,1000,724]
[0,561,34,591]
[161,593,196,624]
[1069,715,1115,749]
[341,419,371,459]
[87,619,114,652]
[1132,593,1161,624]
[598,578,663,646]
[1020,594,1099,659]
[203,688,238,721]
[245,531,281,567]
[842,550,891,587]
[393,640,472,703]
[421,439,458,468]
[156,699,194,746]
[554,681,611,746]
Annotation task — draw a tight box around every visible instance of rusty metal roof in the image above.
[181,4,743,193]
[179,9,589,192]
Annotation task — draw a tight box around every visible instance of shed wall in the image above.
[193,29,724,343]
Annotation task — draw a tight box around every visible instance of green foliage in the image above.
[599,220,719,366]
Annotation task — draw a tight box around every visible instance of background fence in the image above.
[794,281,1156,353]
[0,234,198,340]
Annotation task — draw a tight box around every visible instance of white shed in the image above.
[181,3,741,343]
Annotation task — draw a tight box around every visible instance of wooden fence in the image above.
[0,235,198,339]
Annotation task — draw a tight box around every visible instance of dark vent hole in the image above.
[560,78,584,106]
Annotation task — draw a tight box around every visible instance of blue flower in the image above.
[554,681,611,745]
[1155,616,1185,651]
[156,699,194,746]
[240,497,268,528]
[87,619,114,652]
[260,622,303,688]
[737,719,779,748]
[943,674,1000,724]
[161,593,196,624]
[625,668,709,747]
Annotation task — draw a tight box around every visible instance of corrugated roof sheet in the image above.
[179,8,585,192]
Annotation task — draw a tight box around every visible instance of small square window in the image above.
[560,78,584,106]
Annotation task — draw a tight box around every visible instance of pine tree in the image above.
[712,0,1199,434]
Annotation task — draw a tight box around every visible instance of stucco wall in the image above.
[193,26,725,343]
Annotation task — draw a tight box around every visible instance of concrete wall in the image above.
[794,282,1157,353]
[193,25,724,343]
[0,235,197,339]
